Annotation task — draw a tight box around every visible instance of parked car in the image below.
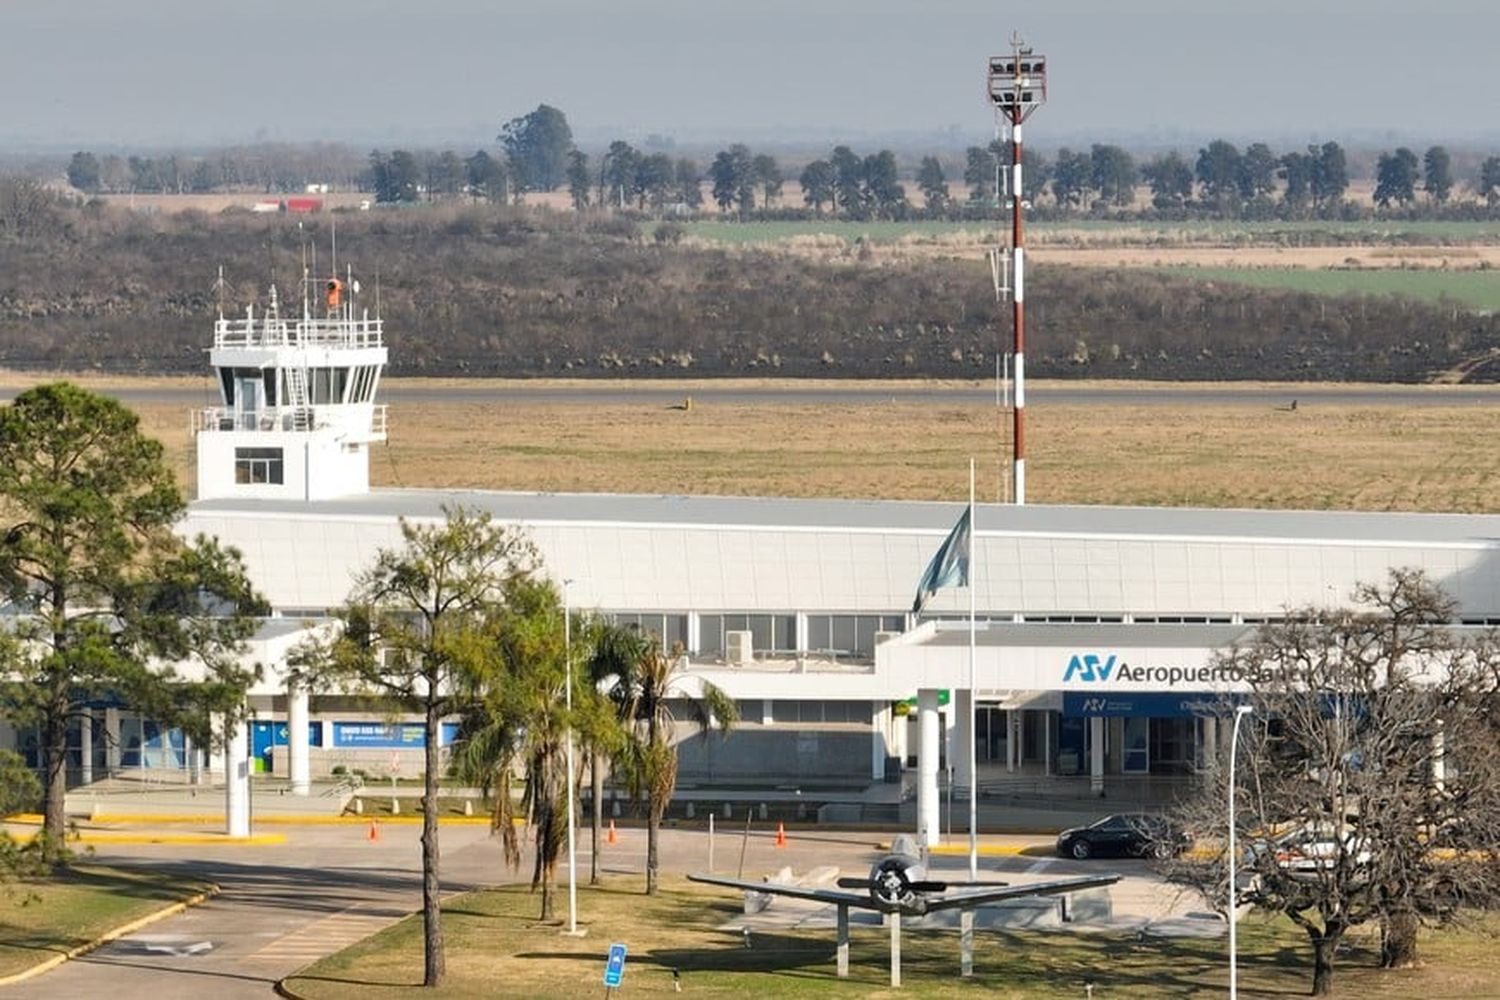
[1055,813,1191,860]
[1243,823,1372,876]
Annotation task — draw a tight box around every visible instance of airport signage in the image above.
[1063,691,1232,719]
[603,942,628,989]
[1062,652,1254,691]
[332,722,427,748]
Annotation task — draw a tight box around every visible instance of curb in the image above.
[0,882,220,987]
[87,813,507,827]
[9,830,287,847]
[274,976,312,1000]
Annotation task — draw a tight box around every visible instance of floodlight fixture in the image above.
[986,38,1047,123]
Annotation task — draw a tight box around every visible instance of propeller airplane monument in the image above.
[688,835,1120,986]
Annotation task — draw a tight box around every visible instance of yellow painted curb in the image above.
[928,843,1051,857]
[0,882,220,987]
[91,812,511,827]
[11,830,287,846]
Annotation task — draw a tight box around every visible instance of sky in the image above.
[4,0,1497,152]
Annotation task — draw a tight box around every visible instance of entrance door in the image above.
[1122,716,1150,774]
[236,376,262,430]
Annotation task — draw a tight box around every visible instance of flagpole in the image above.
[968,457,978,881]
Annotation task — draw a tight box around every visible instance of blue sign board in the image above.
[603,943,628,988]
[332,722,427,748]
[1063,692,1240,719]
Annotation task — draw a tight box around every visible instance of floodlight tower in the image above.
[986,35,1046,505]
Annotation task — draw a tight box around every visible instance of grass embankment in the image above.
[0,864,215,977]
[1157,266,1500,311]
[283,876,1500,998]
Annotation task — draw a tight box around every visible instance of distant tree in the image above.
[498,104,574,193]
[1238,142,1279,201]
[861,150,905,217]
[673,158,702,209]
[1090,144,1136,207]
[66,152,100,194]
[600,141,640,209]
[188,160,217,194]
[566,150,590,209]
[1049,147,1093,210]
[751,154,782,207]
[799,159,835,214]
[916,156,948,210]
[1422,145,1453,204]
[963,145,996,205]
[98,155,129,194]
[1311,141,1349,212]
[1479,156,1500,208]
[708,149,739,214]
[1141,151,1195,210]
[829,145,865,218]
[430,150,466,198]
[1280,150,1314,212]
[1374,148,1420,208]
[465,150,507,203]
[1196,139,1242,210]
[635,152,675,210]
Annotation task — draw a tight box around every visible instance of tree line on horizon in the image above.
[50,104,1500,222]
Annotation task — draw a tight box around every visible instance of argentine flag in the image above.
[911,507,972,614]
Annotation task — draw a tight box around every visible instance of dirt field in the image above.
[45,379,1495,514]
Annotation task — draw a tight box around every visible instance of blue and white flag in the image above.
[912,507,971,613]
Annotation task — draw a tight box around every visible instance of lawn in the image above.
[0,864,215,977]
[282,876,1500,998]
[1156,266,1500,311]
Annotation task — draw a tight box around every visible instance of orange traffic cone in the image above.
[774,822,787,848]
[367,819,380,843]
[606,819,618,845]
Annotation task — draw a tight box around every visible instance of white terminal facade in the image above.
[19,282,1500,845]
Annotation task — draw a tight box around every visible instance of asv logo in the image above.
[1063,653,1117,683]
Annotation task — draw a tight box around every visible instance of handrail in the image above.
[213,316,384,350]
[191,404,387,438]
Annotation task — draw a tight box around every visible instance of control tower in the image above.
[192,273,387,501]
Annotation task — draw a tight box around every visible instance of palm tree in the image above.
[577,619,639,885]
[449,575,571,921]
[607,630,737,895]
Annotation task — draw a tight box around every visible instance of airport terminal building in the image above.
[14,285,1500,843]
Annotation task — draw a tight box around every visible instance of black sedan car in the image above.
[1055,813,1190,860]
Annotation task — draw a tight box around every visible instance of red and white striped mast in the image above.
[987,35,1046,505]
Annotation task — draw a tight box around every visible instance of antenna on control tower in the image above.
[986,33,1046,505]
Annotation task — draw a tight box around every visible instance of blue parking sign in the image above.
[603,942,628,988]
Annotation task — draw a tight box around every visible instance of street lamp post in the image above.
[563,578,580,936]
[1228,704,1254,1000]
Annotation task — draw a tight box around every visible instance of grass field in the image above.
[281,876,1500,999]
[1155,266,1500,310]
[0,864,214,977]
[679,218,1500,247]
[110,386,1500,514]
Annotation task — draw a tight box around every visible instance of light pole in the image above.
[563,578,581,936]
[1228,703,1253,1000]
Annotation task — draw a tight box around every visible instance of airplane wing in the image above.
[687,873,879,910]
[922,873,1121,913]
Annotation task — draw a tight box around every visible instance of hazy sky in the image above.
[4,0,1497,151]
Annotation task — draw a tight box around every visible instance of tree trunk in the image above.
[421,695,446,987]
[1310,931,1339,996]
[646,801,659,896]
[41,704,68,859]
[590,751,602,885]
[1381,908,1420,968]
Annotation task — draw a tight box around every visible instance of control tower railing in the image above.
[213,315,384,350]
[191,404,387,440]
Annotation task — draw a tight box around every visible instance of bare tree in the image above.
[1168,570,1500,996]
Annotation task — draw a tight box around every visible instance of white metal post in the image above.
[564,578,579,936]
[1228,704,1253,1000]
[967,458,978,881]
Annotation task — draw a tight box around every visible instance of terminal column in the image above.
[917,689,941,847]
[104,707,121,776]
[952,690,974,791]
[225,712,251,838]
[288,678,311,796]
[1089,717,1105,796]
[78,710,93,785]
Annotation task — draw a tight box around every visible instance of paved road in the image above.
[3,382,1495,409]
[6,825,1202,1000]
